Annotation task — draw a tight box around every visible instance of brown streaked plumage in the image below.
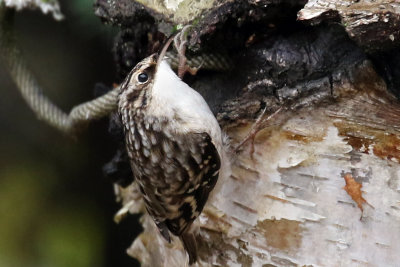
[118,39,223,264]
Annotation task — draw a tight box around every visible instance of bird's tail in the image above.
[180,231,198,265]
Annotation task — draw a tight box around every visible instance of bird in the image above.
[117,31,224,264]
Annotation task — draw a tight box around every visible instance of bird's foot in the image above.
[174,25,200,78]
[235,106,284,158]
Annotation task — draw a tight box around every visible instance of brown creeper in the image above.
[118,36,223,264]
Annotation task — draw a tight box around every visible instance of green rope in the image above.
[1,7,72,133]
[0,6,231,135]
[166,51,232,72]
[0,6,118,134]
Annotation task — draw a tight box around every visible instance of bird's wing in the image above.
[163,132,221,235]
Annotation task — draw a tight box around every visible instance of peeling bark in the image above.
[99,1,400,266]
[298,0,400,53]
[115,59,400,266]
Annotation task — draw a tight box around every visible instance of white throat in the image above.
[148,60,222,148]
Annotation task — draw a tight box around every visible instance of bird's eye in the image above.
[137,72,148,83]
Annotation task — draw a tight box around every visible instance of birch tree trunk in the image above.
[97,1,400,266]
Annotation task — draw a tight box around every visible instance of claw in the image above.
[180,25,193,42]
[235,106,284,157]
[173,33,182,53]
[186,59,204,76]
[173,25,198,78]
[174,25,192,54]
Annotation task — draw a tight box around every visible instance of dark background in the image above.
[0,1,141,266]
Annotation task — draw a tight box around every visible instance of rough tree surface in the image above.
[97,1,400,266]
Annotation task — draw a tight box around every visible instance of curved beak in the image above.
[156,35,175,71]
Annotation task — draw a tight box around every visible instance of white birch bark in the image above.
[114,60,400,266]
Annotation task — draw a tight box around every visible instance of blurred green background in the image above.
[0,1,141,266]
